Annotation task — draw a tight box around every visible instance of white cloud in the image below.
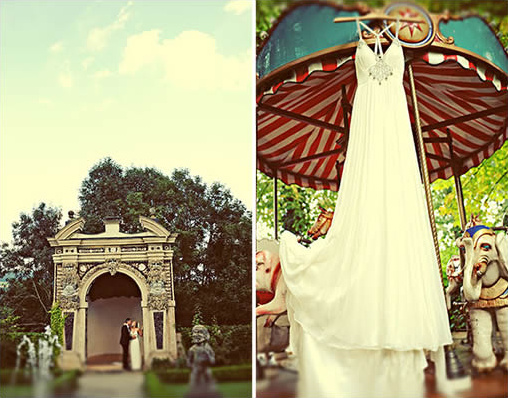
[93,70,112,79]
[82,57,94,70]
[224,0,252,15]
[87,1,133,52]
[119,29,251,91]
[59,71,73,88]
[49,41,63,53]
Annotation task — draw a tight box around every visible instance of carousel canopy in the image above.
[257,2,508,191]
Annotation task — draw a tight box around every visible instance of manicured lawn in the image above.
[0,384,33,397]
[145,372,251,397]
[0,369,80,398]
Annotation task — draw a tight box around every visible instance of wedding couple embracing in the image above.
[119,318,143,371]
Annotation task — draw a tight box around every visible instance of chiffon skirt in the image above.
[279,51,452,397]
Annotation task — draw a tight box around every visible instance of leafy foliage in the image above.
[257,171,337,239]
[78,158,251,326]
[49,302,66,357]
[0,203,62,334]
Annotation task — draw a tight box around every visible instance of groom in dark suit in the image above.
[120,318,132,370]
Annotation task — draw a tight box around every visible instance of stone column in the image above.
[75,302,88,365]
[166,301,177,360]
[141,303,152,367]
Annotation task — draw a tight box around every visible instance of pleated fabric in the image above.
[279,34,452,398]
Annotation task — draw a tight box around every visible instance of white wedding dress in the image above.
[279,21,452,398]
[130,330,142,371]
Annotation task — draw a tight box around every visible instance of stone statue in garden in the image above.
[185,325,222,398]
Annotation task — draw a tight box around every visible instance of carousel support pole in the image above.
[341,84,352,152]
[335,84,352,190]
[446,128,467,230]
[273,173,278,240]
[407,63,442,280]
[407,63,468,385]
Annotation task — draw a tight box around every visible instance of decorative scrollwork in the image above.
[60,295,79,310]
[432,13,456,45]
[148,293,169,310]
[58,264,80,309]
[105,259,121,275]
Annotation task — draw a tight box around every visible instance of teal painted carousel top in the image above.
[257,2,508,79]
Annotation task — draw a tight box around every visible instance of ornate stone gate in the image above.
[48,215,178,369]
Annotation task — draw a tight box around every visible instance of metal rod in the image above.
[334,14,425,24]
[258,103,345,133]
[279,148,341,168]
[407,62,443,285]
[446,129,467,230]
[454,174,467,230]
[421,105,506,132]
[273,174,278,240]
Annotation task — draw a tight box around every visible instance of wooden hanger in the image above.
[334,12,425,24]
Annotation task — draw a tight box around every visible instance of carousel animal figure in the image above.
[445,255,463,310]
[256,239,292,357]
[456,215,508,372]
[185,325,221,398]
[307,207,334,240]
[256,239,287,321]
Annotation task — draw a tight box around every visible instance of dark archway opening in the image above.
[86,272,142,365]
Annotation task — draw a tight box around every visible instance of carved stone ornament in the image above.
[58,264,80,309]
[148,293,169,310]
[62,284,78,297]
[150,280,165,295]
[60,295,79,310]
[105,259,121,275]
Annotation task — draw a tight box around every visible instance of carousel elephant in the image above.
[456,222,508,372]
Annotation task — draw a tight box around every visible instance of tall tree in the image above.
[0,203,62,331]
[78,159,251,326]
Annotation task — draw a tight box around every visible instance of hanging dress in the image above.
[279,20,452,398]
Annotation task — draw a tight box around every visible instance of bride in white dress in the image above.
[130,321,143,371]
[279,20,452,397]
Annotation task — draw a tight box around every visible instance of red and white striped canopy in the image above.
[257,51,508,191]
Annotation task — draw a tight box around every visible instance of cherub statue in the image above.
[185,325,221,398]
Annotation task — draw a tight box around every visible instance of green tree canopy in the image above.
[78,158,251,326]
[0,203,62,329]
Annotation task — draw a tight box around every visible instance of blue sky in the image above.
[0,0,253,242]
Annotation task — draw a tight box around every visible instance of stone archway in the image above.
[48,216,178,370]
[78,264,150,367]
[85,272,142,364]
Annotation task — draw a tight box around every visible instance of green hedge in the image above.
[0,369,80,397]
[0,369,32,385]
[52,369,80,396]
[179,324,251,366]
[0,332,45,369]
[154,364,252,384]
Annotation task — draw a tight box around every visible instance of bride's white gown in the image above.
[130,330,142,371]
[279,22,452,398]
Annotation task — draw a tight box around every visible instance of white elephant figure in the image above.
[456,223,508,372]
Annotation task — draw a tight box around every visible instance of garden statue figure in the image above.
[185,325,221,398]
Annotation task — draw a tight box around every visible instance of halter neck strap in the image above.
[356,19,398,56]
